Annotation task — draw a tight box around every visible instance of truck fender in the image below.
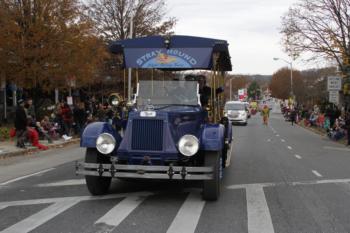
[200,124,225,151]
[80,122,121,148]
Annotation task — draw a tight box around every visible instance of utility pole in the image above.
[230,78,232,100]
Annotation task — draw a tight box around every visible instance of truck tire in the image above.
[85,148,111,195]
[202,151,221,201]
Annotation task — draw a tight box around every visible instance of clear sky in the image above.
[166,0,302,75]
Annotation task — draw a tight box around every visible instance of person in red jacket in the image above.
[60,102,73,138]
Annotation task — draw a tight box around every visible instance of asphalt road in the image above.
[1,110,350,233]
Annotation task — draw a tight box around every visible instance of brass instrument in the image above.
[108,93,123,108]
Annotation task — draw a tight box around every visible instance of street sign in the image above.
[329,91,339,104]
[327,76,342,91]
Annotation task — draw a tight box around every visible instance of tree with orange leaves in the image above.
[0,0,107,92]
[270,67,304,101]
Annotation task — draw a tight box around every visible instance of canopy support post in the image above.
[123,69,126,100]
[212,53,220,123]
[151,69,154,96]
[136,69,139,84]
[128,68,132,102]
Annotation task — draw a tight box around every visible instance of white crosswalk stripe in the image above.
[1,199,80,233]
[95,195,147,230]
[3,177,350,233]
[36,179,86,187]
[246,186,275,233]
[166,191,205,233]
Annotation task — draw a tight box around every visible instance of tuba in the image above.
[108,93,123,108]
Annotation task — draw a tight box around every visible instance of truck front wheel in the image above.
[85,148,111,195]
[202,151,221,201]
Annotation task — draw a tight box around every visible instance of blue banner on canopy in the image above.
[124,48,213,69]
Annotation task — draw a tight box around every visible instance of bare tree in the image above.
[87,0,176,41]
[281,0,350,75]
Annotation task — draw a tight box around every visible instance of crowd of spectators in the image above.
[281,102,350,145]
[13,96,120,149]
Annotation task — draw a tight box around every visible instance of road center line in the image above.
[0,168,55,186]
[312,170,323,178]
[246,186,275,233]
[276,134,280,137]
[167,192,205,233]
[95,195,146,229]
[294,154,302,159]
[287,146,292,150]
[281,139,285,142]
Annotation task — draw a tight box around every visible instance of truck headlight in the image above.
[96,133,116,154]
[178,135,199,157]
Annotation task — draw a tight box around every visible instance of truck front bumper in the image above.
[76,162,214,180]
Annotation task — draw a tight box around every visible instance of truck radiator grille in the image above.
[131,119,163,151]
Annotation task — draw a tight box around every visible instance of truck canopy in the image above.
[109,35,232,71]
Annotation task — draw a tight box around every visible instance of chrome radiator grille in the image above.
[131,119,163,151]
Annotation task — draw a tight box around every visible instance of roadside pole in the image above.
[55,88,59,104]
[1,74,6,122]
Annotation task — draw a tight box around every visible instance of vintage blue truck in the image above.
[76,35,232,200]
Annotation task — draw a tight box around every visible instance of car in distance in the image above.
[224,101,248,125]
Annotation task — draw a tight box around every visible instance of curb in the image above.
[0,138,80,160]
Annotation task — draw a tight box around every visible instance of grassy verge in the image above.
[0,127,11,142]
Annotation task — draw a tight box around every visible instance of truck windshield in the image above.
[136,80,199,107]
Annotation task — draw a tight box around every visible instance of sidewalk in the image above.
[0,138,80,159]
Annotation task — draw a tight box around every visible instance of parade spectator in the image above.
[73,102,87,135]
[25,98,36,121]
[26,127,48,150]
[53,103,64,135]
[317,113,325,128]
[14,99,27,148]
[309,112,318,127]
[96,103,107,122]
[41,116,58,139]
[105,104,114,125]
[345,112,350,146]
[290,107,297,126]
[35,120,53,143]
[327,117,345,141]
[85,113,95,127]
[85,96,98,116]
[60,102,73,139]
